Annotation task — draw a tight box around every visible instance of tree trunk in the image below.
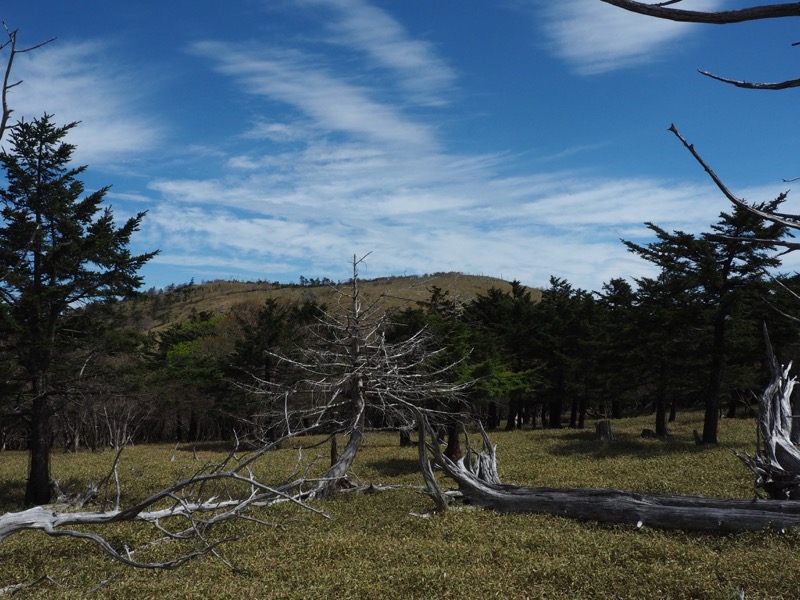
[505,399,518,431]
[655,359,668,436]
[330,435,338,466]
[726,390,737,419]
[487,401,499,430]
[569,397,578,428]
[443,421,462,461]
[737,328,800,499]
[548,396,562,429]
[419,412,800,533]
[595,419,613,441]
[611,397,622,420]
[316,418,363,497]
[702,311,726,444]
[25,393,52,506]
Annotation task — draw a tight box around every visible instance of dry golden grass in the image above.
[1,413,798,599]
[126,273,524,332]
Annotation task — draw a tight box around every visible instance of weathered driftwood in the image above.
[436,472,800,532]
[429,437,800,531]
[737,326,800,499]
[418,386,800,531]
[0,441,329,571]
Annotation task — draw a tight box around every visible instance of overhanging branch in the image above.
[600,1,800,24]
[601,1,800,89]
[668,124,800,238]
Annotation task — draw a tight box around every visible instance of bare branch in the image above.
[600,1,800,24]
[667,124,800,243]
[601,1,800,89]
[763,275,800,324]
[0,574,60,596]
[0,23,56,142]
[0,441,329,573]
[699,69,800,90]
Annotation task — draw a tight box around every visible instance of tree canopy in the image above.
[0,115,156,504]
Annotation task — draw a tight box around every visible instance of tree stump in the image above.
[595,419,613,441]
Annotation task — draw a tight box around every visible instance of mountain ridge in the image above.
[123,272,538,332]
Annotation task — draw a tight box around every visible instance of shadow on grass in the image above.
[0,479,25,511]
[367,457,420,477]
[545,430,708,459]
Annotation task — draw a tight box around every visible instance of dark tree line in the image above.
[4,190,796,464]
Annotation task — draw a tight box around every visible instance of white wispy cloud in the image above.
[8,41,162,164]
[297,0,457,106]
[141,123,750,291]
[538,0,724,75]
[189,41,437,149]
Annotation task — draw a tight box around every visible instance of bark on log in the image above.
[426,418,800,532]
[418,387,800,532]
[446,476,800,532]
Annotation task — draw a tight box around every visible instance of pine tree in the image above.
[0,115,157,504]
[624,197,788,443]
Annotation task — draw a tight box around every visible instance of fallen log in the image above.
[418,411,800,532]
[422,420,800,532]
[447,476,800,532]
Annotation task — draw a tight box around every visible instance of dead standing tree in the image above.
[241,254,470,498]
[0,23,55,140]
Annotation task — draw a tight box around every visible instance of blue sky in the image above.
[3,1,800,292]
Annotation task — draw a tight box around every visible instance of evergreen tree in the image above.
[594,278,640,419]
[0,115,156,504]
[624,197,788,443]
[463,282,539,430]
[532,277,594,429]
[633,271,706,434]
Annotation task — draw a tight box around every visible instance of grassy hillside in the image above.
[122,272,533,332]
[0,413,795,599]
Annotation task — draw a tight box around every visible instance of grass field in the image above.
[1,413,798,599]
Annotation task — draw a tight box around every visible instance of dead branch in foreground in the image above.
[737,326,800,499]
[0,437,329,573]
[415,398,800,532]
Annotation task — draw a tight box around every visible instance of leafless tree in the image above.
[601,0,800,89]
[0,23,55,141]
[241,253,471,498]
[599,4,800,279]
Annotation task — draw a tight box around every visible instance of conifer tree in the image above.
[624,198,788,443]
[0,115,156,504]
